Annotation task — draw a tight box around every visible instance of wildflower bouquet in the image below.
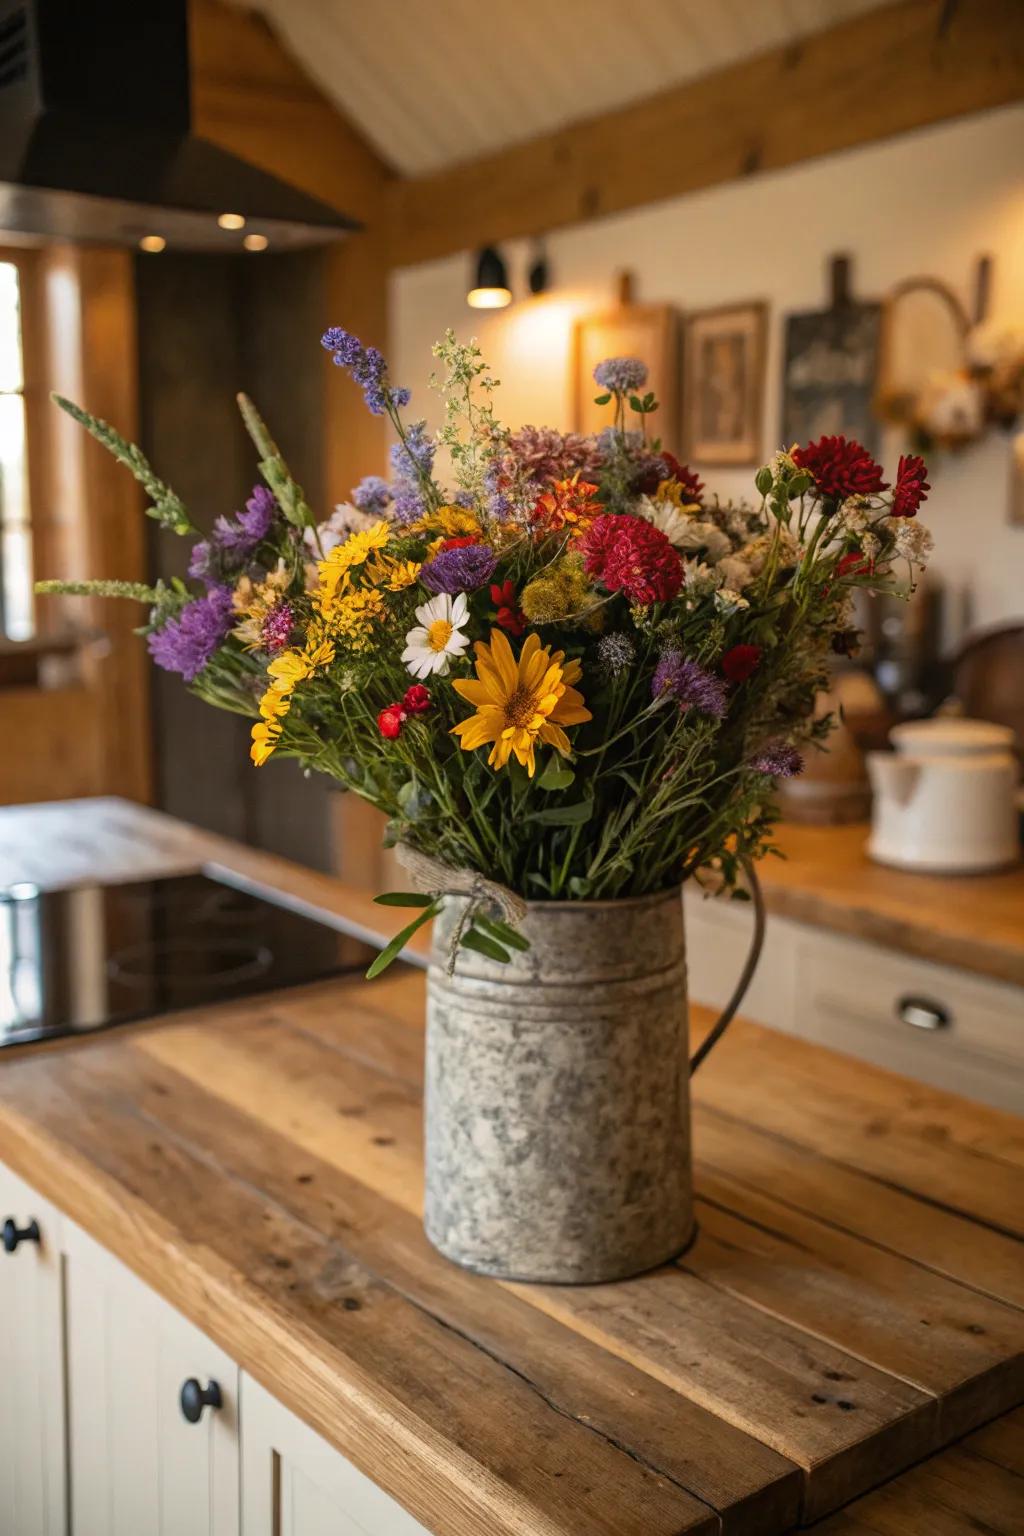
[41,330,932,968]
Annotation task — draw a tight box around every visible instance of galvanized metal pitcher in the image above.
[423,878,762,1283]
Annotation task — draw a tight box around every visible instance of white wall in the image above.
[391,105,1024,641]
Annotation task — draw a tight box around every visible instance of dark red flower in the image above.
[836,550,874,579]
[634,453,704,505]
[376,704,406,740]
[439,534,480,551]
[721,643,761,683]
[402,684,431,714]
[890,453,930,518]
[793,436,887,500]
[490,580,527,637]
[581,513,683,606]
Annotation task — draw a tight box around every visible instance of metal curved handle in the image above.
[690,856,766,1075]
[180,1378,222,1424]
[2,1217,41,1254]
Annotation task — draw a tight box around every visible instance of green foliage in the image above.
[50,394,193,535]
[236,393,315,530]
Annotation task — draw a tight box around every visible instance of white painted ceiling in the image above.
[229,0,891,177]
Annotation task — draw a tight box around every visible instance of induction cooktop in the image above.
[0,872,378,1048]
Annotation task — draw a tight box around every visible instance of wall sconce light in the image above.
[468,246,511,309]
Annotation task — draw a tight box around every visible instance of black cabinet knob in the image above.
[180,1378,222,1424]
[2,1217,40,1253]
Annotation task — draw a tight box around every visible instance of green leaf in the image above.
[475,915,530,952]
[537,755,575,791]
[568,875,593,898]
[524,800,594,827]
[593,392,612,406]
[460,928,511,964]
[365,902,438,979]
[628,395,643,411]
[373,892,433,908]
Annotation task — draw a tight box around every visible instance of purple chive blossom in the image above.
[260,601,294,655]
[351,475,392,515]
[147,586,233,683]
[593,356,648,394]
[652,651,728,718]
[320,327,410,416]
[750,740,804,778]
[421,544,498,594]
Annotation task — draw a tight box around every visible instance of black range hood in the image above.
[0,0,360,250]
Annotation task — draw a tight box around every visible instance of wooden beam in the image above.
[387,0,1024,268]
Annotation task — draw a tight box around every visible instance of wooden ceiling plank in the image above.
[386,0,1024,268]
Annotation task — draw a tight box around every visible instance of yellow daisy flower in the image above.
[316,520,390,606]
[250,684,290,766]
[364,554,422,592]
[408,505,481,541]
[451,629,591,777]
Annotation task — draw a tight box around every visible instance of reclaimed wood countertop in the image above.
[0,798,1022,1535]
[759,822,1024,988]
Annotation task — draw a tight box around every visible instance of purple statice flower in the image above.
[391,485,426,525]
[351,475,392,515]
[261,601,294,655]
[390,422,435,481]
[594,356,649,394]
[750,740,804,778]
[420,544,497,595]
[320,327,410,416]
[188,540,213,584]
[147,586,233,683]
[652,651,728,718]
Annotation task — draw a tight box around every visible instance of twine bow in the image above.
[396,843,528,975]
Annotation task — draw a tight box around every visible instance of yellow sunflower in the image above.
[451,629,591,776]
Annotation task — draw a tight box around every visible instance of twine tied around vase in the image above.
[396,843,528,975]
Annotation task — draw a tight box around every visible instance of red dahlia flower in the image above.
[581,514,683,605]
[402,684,431,714]
[377,704,406,740]
[721,643,761,683]
[490,580,527,637]
[890,454,930,518]
[793,436,887,500]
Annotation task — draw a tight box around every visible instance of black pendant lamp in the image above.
[467,246,511,309]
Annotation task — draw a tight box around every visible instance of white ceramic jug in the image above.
[867,718,1020,873]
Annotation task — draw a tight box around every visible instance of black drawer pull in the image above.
[897,996,951,1032]
[2,1217,40,1253]
[180,1378,222,1424]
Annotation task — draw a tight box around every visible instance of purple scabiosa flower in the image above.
[651,651,728,718]
[420,544,498,594]
[351,475,392,515]
[750,740,804,778]
[147,586,233,683]
[260,601,294,655]
[596,632,636,680]
[593,356,648,394]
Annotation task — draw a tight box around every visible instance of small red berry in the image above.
[377,704,406,740]
[403,684,431,714]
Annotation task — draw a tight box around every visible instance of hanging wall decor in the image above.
[782,256,882,456]
[681,301,767,466]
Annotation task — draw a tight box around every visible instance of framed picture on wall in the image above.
[681,302,767,466]
[782,302,883,455]
[573,303,679,445]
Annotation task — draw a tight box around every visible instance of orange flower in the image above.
[530,471,604,536]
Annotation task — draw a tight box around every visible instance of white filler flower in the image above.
[402,591,471,678]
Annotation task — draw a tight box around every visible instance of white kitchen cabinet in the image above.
[683,885,799,1032]
[241,1375,431,1536]
[63,1219,240,1536]
[0,1163,66,1536]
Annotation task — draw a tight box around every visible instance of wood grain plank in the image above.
[690,1017,1024,1236]
[74,1039,803,1535]
[0,1051,717,1536]
[692,1107,1024,1310]
[688,1169,1024,1441]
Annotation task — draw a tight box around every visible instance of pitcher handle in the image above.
[689,856,766,1075]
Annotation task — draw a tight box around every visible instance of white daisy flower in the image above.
[402,591,471,678]
[635,493,698,548]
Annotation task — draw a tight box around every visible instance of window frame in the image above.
[0,243,44,640]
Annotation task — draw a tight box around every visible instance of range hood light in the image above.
[243,233,268,251]
[139,235,166,253]
[217,212,246,231]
